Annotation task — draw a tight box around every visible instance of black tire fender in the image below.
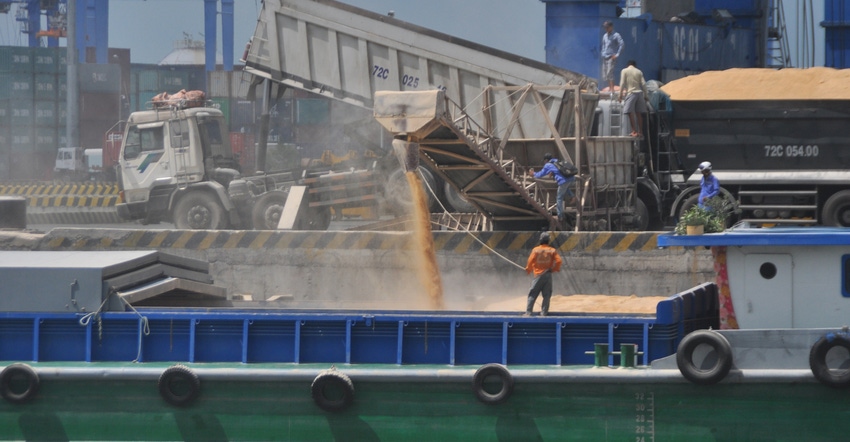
[311,369,355,412]
[472,363,514,404]
[676,330,733,385]
[158,365,201,407]
[0,363,39,404]
[809,333,850,388]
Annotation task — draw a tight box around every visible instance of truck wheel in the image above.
[384,167,439,215]
[173,192,227,230]
[822,191,850,227]
[298,206,331,230]
[251,191,288,230]
[630,198,650,231]
[443,182,476,212]
[676,194,701,221]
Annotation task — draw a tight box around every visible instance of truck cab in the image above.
[116,106,242,228]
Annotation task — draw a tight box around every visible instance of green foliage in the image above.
[675,197,731,235]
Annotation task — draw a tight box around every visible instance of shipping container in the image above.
[133,67,160,92]
[0,46,33,73]
[209,97,231,127]
[32,47,58,74]
[208,71,230,98]
[57,101,67,127]
[34,74,57,101]
[10,101,34,127]
[231,69,251,99]
[7,72,33,100]
[231,100,257,129]
[10,125,34,153]
[158,69,190,91]
[34,127,58,152]
[34,101,57,127]
[57,74,67,100]
[79,118,116,153]
[0,100,8,127]
[78,63,121,94]
[80,92,119,120]
[130,91,159,112]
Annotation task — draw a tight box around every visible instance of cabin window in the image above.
[759,262,777,279]
[123,125,164,159]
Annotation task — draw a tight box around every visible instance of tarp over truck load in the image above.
[243,0,597,140]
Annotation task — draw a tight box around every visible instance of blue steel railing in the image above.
[0,283,717,367]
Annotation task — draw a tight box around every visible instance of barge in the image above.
[0,228,849,440]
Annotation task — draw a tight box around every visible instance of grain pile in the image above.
[661,67,850,101]
[484,294,667,315]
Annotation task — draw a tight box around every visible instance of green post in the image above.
[593,343,608,367]
[620,343,636,368]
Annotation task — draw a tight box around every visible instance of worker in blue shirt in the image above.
[529,153,576,221]
[697,161,720,208]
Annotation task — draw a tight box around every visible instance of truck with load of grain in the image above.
[242,0,646,231]
[114,93,379,230]
[656,68,850,227]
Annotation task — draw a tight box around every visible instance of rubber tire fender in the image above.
[676,330,733,385]
[0,363,39,404]
[472,363,514,405]
[311,369,355,412]
[809,333,850,388]
[158,365,201,407]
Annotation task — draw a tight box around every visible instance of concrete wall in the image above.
[1,229,715,311]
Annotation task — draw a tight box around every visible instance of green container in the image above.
[57,74,67,100]
[9,100,34,127]
[79,64,121,93]
[0,99,8,126]
[34,74,57,101]
[0,46,34,73]
[34,127,58,152]
[32,47,58,74]
[131,91,159,112]
[8,72,33,100]
[209,97,231,126]
[34,101,57,127]
[57,100,67,126]
[132,67,160,92]
[10,125,34,153]
[158,69,190,92]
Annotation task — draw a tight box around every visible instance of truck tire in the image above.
[443,182,476,212]
[384,167,439,215]
[630,198,650,231]
[822,191,850,227]
[173,192,228,230]
[298,206,331,230]
[251,191,288,230]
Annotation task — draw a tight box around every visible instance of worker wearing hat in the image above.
[524,232,563,317]
[697,161,720,208]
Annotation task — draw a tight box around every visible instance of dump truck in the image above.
[115,101,379,230]
[242,0,645,231]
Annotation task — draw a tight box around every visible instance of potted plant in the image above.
[675,205,712,235]
[674,197,733,235]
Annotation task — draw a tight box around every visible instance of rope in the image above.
[78,288,151,362]
[416,168,525,271]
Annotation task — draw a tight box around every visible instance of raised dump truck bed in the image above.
[243,0,596,139]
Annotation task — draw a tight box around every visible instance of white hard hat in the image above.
[697,161,712,172]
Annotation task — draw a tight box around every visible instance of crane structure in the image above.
[0,0,234,71]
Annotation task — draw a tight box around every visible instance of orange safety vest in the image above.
[525,244,563,276]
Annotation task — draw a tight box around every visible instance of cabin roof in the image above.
[658,227,850,248]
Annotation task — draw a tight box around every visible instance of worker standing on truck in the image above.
[601,21,624,95]
[524,232,563,317]
[697,161,720,209]
[619,60,648,138]
[529,153,576,222]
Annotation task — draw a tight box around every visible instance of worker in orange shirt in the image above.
[524,232,563,316]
